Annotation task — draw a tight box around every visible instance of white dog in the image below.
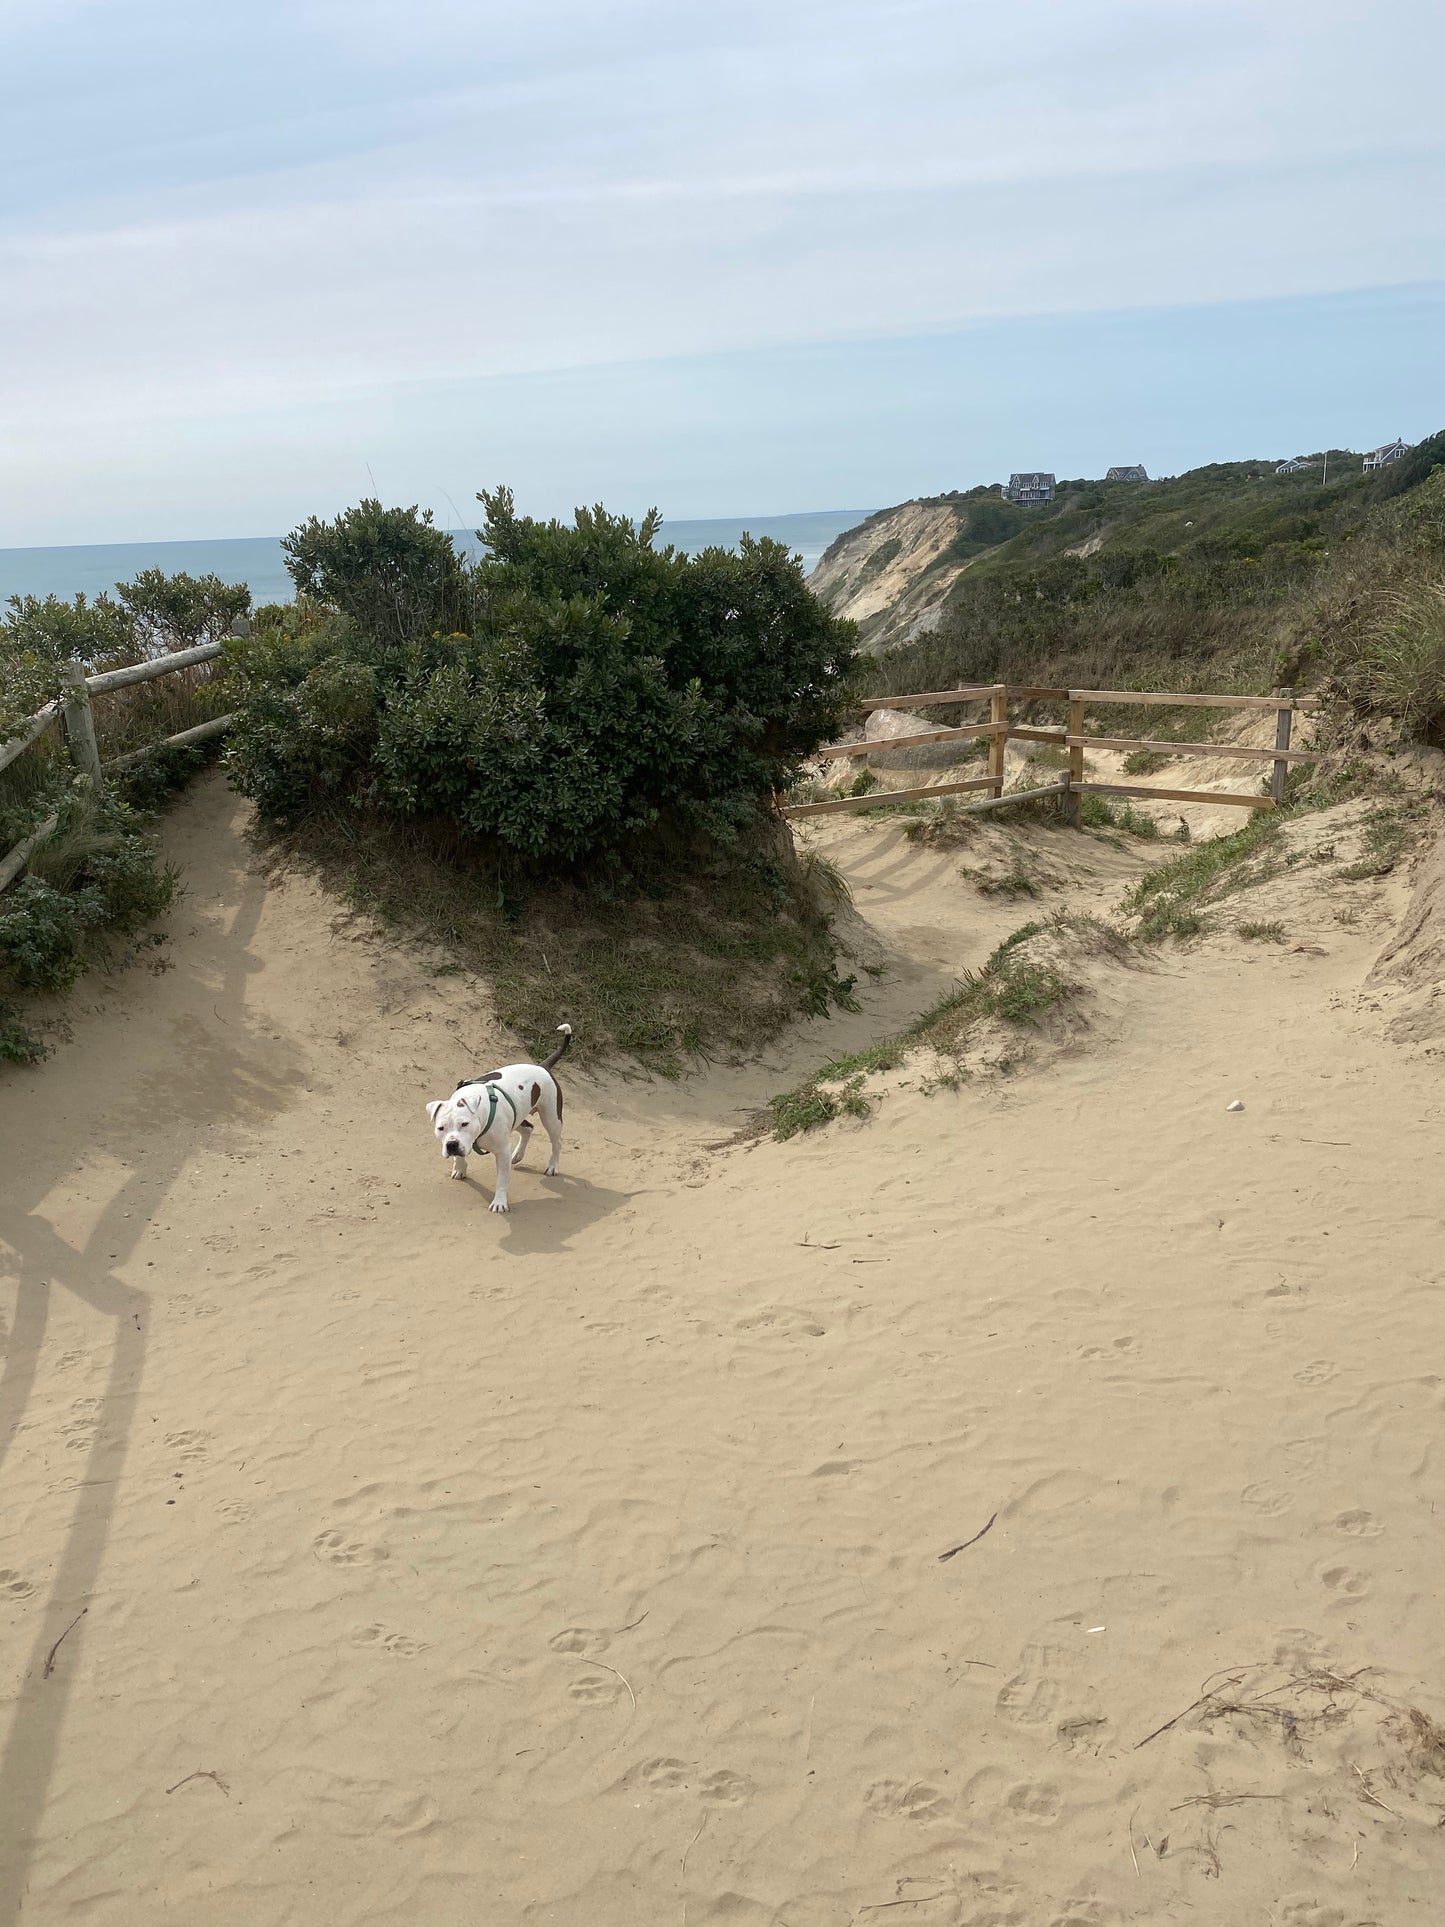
[425,1025,572,1212]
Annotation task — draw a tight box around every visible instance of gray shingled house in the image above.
[1005,472,1055,505]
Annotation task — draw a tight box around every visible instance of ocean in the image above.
[0,509,872,608]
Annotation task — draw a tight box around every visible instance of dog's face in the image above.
[426,1093,485,1159]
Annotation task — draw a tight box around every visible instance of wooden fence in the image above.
[0,641,232,893]
[782,683,1317,827]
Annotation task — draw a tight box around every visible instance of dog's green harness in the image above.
[451,1080,518,1149]
[476,1084,519,1138]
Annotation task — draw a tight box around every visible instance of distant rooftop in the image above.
[1105,465,1149,483]
[1363,438,1410,471]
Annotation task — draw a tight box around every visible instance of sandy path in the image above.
[3,773,1445,1926]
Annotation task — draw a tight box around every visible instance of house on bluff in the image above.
[1004,472,1055,505]
[1276,457,1312,474]
[1363,438,1410,472]
[1105,465,1149,482]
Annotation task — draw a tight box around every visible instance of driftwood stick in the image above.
[42,1608,88,1678]
[938,1512,998,1562]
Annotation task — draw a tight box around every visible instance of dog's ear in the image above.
[425,1100,444,1123]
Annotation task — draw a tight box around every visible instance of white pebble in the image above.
[1226,1100,1245,1112]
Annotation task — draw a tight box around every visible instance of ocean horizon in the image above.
[0,509,873,608]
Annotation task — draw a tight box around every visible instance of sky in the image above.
[1,0,1442,546]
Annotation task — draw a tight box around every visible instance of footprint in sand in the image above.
[1241,1481,1294,1516]
[568,1670,624,1704]
[864,1779,952,1823]
[312,1529,389,1566]
[549,1627,609,1656]
[164,1429,213,1462]
[217,1499,254,1524]
[699,1769,753,1805]
[374,1792,437,1836]
[1320,1564,1369,1597]
[1274,1902,1369,1927]
[1006,1780,1062,1822]
[735,1307,826,1339]
[1056,1715,1109,1753]
[635,1758,690,1790]
[352,1624,428,1657]
[1295,1361,1338,1386]
[1051,1903,1120,1927]
[997,1646,1067,1727]
[1331,1509,1384,1538]
[0,1569,38,1601]
[61,1399,101,1447]
[1082,1336,1138,1361]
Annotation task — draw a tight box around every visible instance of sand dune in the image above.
[3,769,1445,1926]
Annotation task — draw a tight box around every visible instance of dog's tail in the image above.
[541,1022,573,1072]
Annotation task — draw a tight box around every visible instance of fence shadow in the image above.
[0,795,297,1925]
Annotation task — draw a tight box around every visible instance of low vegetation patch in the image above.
[1335,802,1427,880]
[767,913,1121,1138]
[1122,813,1284,942]
[1237,919,1285,942]
[975,863,1038,898]
[1122,748,1170,776]
[264,805,856,1076]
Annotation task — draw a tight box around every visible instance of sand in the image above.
[3,768,1445,1926]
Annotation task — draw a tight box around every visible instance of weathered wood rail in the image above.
[784,684,1317,825]
[0,640,235,892]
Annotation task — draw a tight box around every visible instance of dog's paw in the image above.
[489,1198,509,1214]
[448,1159,467,1181]
[543,1160,560,1177]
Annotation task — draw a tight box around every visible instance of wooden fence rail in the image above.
[783,682,1317,824]
[0,640,234,894]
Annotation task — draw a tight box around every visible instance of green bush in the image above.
[0,784,176,1059]
[225,491,859,868]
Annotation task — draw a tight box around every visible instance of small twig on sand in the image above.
[1128,1809,1141,1877]
[1134,1673,1247,1749]
[1170,1791,1284,1811]
[616,1611,649,1635]
[167,1769,230,1797]
[680,1813,707,1878]
[587,1660,636,1711]
[854,1899,947,1920]
[1352,1764,1399,1817]
[42,1609,87,1679]
[938,1512,998,1562]
[1350,1837,1360,1870]
[797,1239,841,1249]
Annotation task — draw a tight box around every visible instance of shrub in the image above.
[0,784,176,1058]
[281,500,471,642]
[113,569,251,653]
[225,492,859,869]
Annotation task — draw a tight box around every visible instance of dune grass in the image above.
[766,913,1124,1138]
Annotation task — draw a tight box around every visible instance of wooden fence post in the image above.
[1066,692,1084,827]
[988,683,1008,798]
[61,659,103,785]
[1271,689,1293,805]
